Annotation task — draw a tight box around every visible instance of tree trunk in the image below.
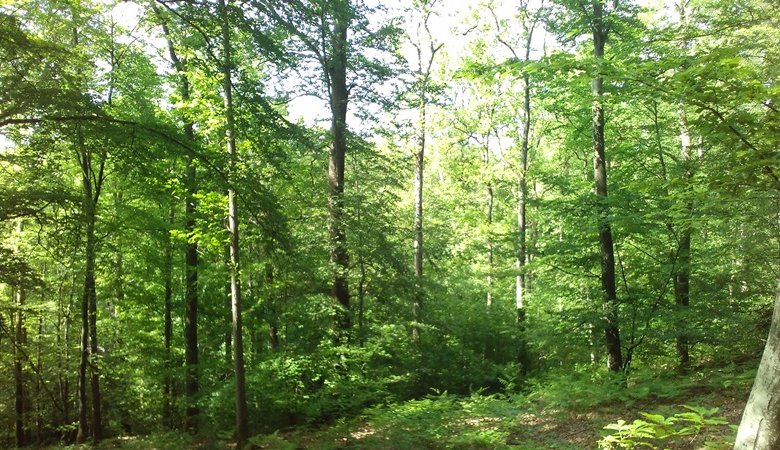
[486,180,494,307]
[162,206,174,428]
[328,14,352,342]
[674,99,694,371]
[35,307,43,444]
[88,208,102,443]
[412,96,425,342]
[224,245,232,369]
[14,285,26,448]
[151,3,201,432]
[76,140,104,443]
[219,0,248,443]
[516,71,531,374]
[673,1,693,372]
[734,279,780,449]
[153,8,201,432]
[265,262,280,352]
[59,272,75,432]
[592,1,623,372]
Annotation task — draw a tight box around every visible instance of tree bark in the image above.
[591,0,623,372]
[219,0,249,443]
[734,280,780,449]
[328,12,352,342]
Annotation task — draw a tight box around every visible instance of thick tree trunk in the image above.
[219,0,249,443]
[328,15,352,341]
[734,280,780,449]
[592,3,623,372]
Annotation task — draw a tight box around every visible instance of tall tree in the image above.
[590,0,623,373]
[408,0,442,341]
[151,3,201,432]
[254,0,397,342]
[74,127,106,444]
[217,0,249,443]
[489,0,543,371]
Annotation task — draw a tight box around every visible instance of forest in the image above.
[1,0,779,448]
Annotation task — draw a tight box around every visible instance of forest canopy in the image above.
[1,0,779,448]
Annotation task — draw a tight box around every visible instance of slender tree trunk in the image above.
[88,209,102,443]
[734,279,780,449]
[162,206,174,428]
[111,193,124,319]
[486,181,494,307]
[183,120,199,434]
[673,0,693,372]
[35,308,43,444]
[59,272,75,432]
[674,111,693,370]
[14,285,26,448]
[264,262,280,352]
[153,6,201,432]
[412,97,425,342]
[328,14,352,341]
[224,246,232,369]
[674,229,691,368]
[516,70,532,373]
[219,0,248,443]
[591,2,623,372]
[483,143,494,308]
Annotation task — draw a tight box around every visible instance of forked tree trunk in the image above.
[734,280,780,449]
[75,137,104,443]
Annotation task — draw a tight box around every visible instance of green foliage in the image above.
[307,392,525,450]
[1,0,778,447]
[598,405,732,450]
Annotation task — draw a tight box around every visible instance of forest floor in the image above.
[46,361,755,450]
